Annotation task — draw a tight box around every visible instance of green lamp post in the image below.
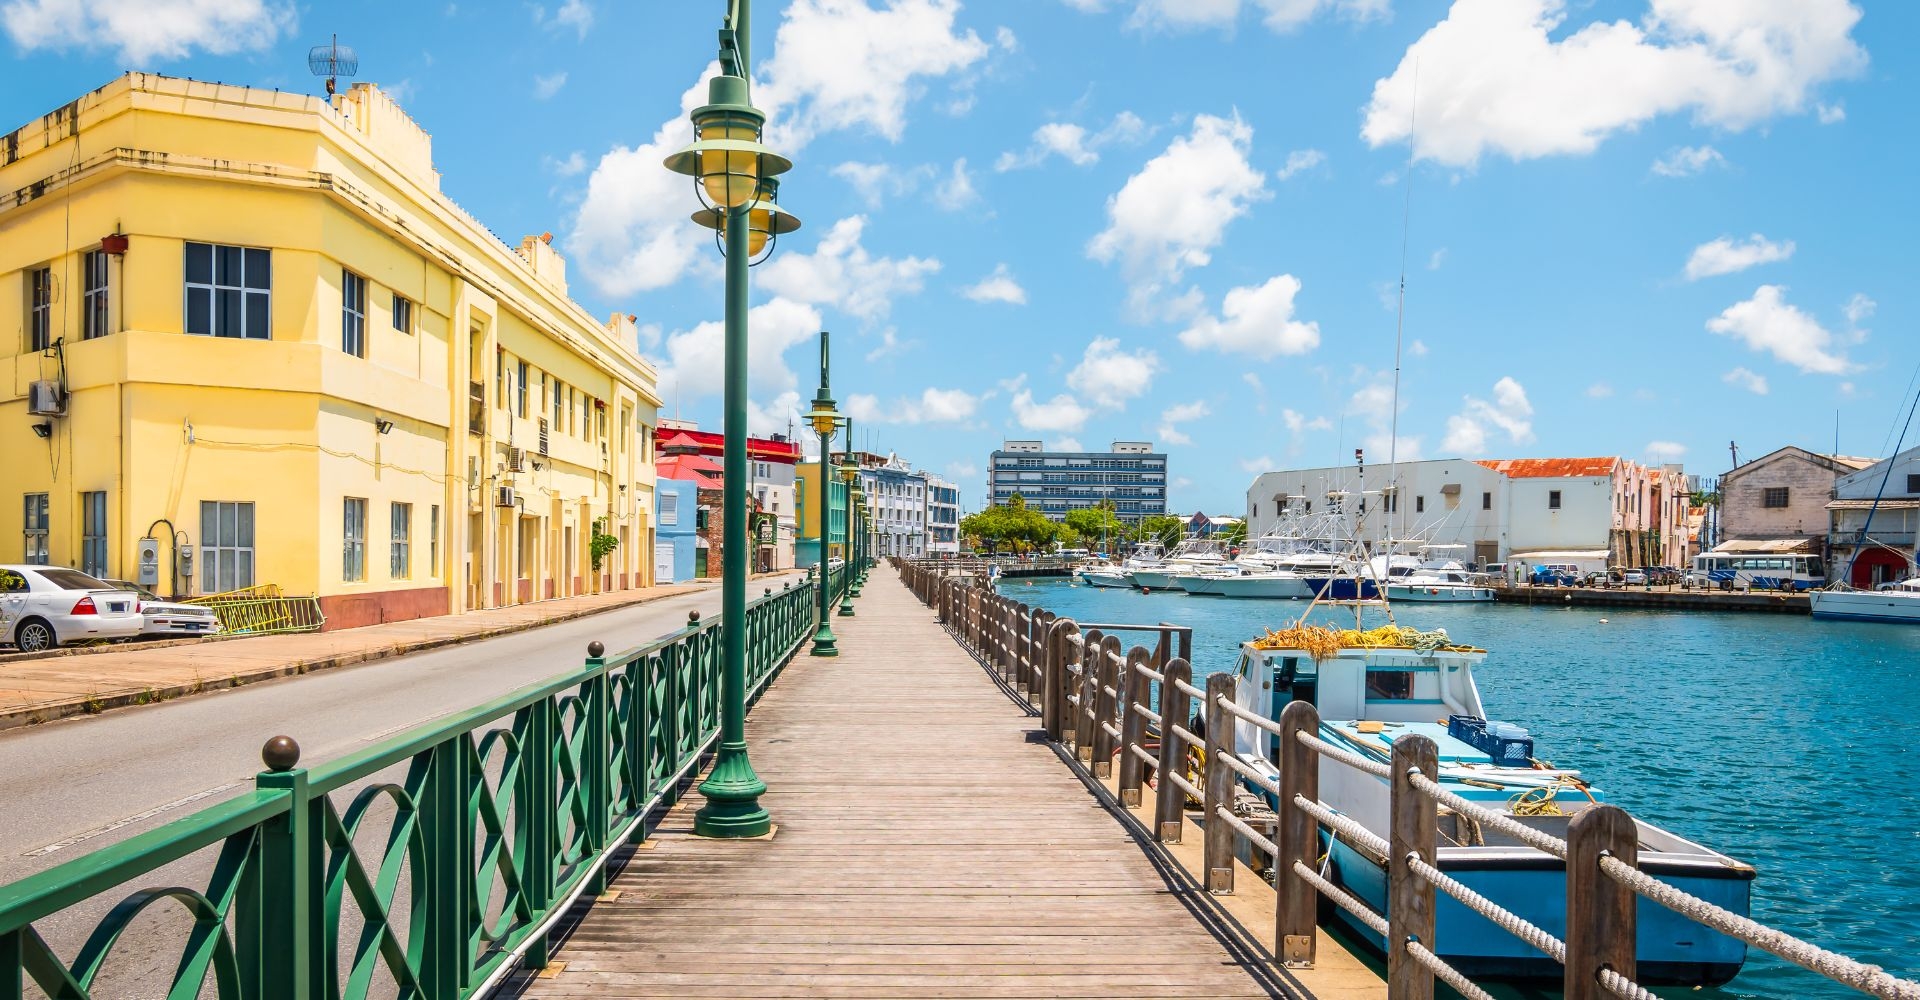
[662,0,796,839]
[804,332,839,657]
[837,442,859,617]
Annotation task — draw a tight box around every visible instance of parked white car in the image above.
[0,566,145,652]
[105,580,223,639]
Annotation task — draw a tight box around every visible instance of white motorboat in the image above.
[1383,545,1494,603]
[1130,539,1228,591]
[1809,578,1920,623]
[1076,560,1133,588]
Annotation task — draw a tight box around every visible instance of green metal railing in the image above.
[0,576,835,1000]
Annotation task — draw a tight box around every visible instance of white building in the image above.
[1245,456,1690,576]
[750,448,798,571]
[924,471,961,556]
[1828,445,1920,587]
[858,452,929,559]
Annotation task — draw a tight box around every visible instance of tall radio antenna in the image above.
[308,34,359,96]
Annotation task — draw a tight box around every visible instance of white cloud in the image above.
[1409,338,1429,356]
[1425,250,1445,271]
[1243,372,1265,393]
[994,25,1017,51]
[948,460,979,480]
[1239,455,1276,474]
[995,112,1149,171]
[961,264,1027,305]
[1066,338,1160,409]
[845,387,981,425]
[1722,367,1769,395]
[747,391,802,438]
[1275,148,1326,180]
[1051,436,1085,452]
[932,158,980,210]
[1011,390,1093,433]
[1,0,294,62]
[1440,377,1535,456]
[1087,113,1269,316]
[1362,0,1868,166]
[543,151,588,177]
[1684,234,1794,281]
[1707,285,1854,375]
[759,216,941,323]
[1157,400,1210,446]
[1119,0,1388,34]
[656,298,824,412]
[1651,144,1727,177]
[1843,292,1876,326]
[568,0,987,296]
[1586,382,1614,399]
[1282,409,1334,434]
[864,328,912,363]
[533,71,568,100]
[1645,440,1688,463]
[549,0,592,39]
[1346,377,1422,462]
[1177,274,1322,360]
[1818,101,1846,124]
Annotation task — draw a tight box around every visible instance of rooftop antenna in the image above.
[308,34,359,96]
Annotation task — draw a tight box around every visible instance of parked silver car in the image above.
[105,580,223,639]
[0,566,145,652]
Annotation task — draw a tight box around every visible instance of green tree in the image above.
[1135,514,1186,550]
[961,496,1059,554]
[1216,520,1249,546]
[1064,500,1124,550]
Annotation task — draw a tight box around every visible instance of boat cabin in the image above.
[1230,642,1486,761]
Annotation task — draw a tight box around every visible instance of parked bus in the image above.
[1688,553,1826,591]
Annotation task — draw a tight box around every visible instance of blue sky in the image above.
[5,0,1914,514]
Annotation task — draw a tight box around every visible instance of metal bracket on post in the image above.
[1276,699,1320,968]
[1565,804,1638,1000]
[1203,672,1235,894]
[1153,658,1193,843]
[1389,734,1438,1000]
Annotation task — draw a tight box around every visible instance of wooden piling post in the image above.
[1565,804,1639,1000]
[1117,648,1150,806]
[1091,636,1121,777]
[1389,734,1439,1000]
[1275,699,1319,967]
[1041,618,1077,741]
[1153,658,1193,843]
[1074,629,1104,759]
[1203,672,1236,893]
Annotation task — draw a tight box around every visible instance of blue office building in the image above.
[987,440,1168,521]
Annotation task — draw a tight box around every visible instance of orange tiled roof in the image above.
[1475,457,1619,478]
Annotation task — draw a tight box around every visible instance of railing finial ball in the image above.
[588,640,605,658]
[262,735,301,772]
[688,610,702,624]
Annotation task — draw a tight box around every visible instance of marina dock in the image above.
[1491,584,1811,613]
[511,566,1381,999]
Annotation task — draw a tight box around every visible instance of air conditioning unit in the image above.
[495,486,518,508]
[27,380,65,416]
[505,447,525,472]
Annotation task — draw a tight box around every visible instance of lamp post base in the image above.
[693,742,771,838]
[809,623,839,657]
[837,599,856,617]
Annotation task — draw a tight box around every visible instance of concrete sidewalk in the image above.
[0,581,745,730]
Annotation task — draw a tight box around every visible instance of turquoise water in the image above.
[998,578,1920,1000]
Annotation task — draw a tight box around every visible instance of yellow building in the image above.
[0,74,661,629]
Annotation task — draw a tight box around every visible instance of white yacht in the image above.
[1809,577,1920,623]
[1129,538,1228,591]
[1383,544,1494,603]
[1075,559,1133,589]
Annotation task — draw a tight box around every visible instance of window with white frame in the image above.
[81,491,107,577]
[392,294,413,334]
[200,501,255,593]
[83,251,110,340]
[27,266,52,351]
[390,502,412,578]
[342,270,367,357]
[343,498,367,582]
[660,491,680,526]
[185,243,271,339]
[23,493,49,565]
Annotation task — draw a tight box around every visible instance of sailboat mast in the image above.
[1387,60,1419,559]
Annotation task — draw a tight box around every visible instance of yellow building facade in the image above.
[0,75,661,629]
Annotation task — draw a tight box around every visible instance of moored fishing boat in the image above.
[1383,544,1494,603]
[1130,538,1229,591]
[1227,625,1753,985]
[1076,560,1133,588]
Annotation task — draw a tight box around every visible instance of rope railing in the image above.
[891,557,1920,1000]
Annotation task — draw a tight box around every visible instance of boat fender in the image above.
[1598,618,1609,624]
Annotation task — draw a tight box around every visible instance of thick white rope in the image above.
[1125,743,1158,769]
[1291,794,1390,859]
[1598,856,1920,1000]
[1130,702,1162,726]
[1214,805,1278,856]
[1215,692,1284,735]
[1597,967,1661,1000]
[1164,769,1203,803]
[1174,677,1206,700]
[1134,663,1165,684]
[1295,729,1394,780]
[1405,853,1567,963]
[1100,721,1122,740]
[1405,939,1498,1000]
[1168,724,1201,749]
[1291,860,1388,936]
[1406,770,1569,860]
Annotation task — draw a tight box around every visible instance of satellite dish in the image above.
[307,35,359,96]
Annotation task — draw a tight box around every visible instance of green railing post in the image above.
[245,736,319,1000]
[0,929,20,1000]
[419,729,474,997]
[515,700,556,973]
[625,656,649,844]
[583,642,611,897]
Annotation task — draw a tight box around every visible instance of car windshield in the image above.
[34,569,112,591]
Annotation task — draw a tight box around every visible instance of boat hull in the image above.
[1172,574,1225,595]
[1386,583,1495,603]
[1299,577,1381,600]
[1323,837,1749,985]
[1809,589,1920,623]
[1078,571,1132,588]
[1129,569,1179,591]
[1211,575,1313,599]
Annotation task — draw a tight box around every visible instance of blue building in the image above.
[988,440,1168,521]
[654,478,701,583]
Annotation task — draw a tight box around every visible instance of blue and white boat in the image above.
[1228,636,1753,985]
[1075,559,1132,588]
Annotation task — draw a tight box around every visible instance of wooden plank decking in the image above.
[512,568,1351,999]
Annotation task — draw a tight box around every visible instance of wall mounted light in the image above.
[374,418,394,435]
[31,422,52,439]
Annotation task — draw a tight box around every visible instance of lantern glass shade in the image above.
[806,406,838,437]
[697,120,762,210]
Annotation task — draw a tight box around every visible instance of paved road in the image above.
[0,574,802,887]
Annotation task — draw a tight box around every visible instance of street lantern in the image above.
[806,332,840,657]
[659,1,793,841]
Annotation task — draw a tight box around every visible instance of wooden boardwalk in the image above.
[514,567,1316,999]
